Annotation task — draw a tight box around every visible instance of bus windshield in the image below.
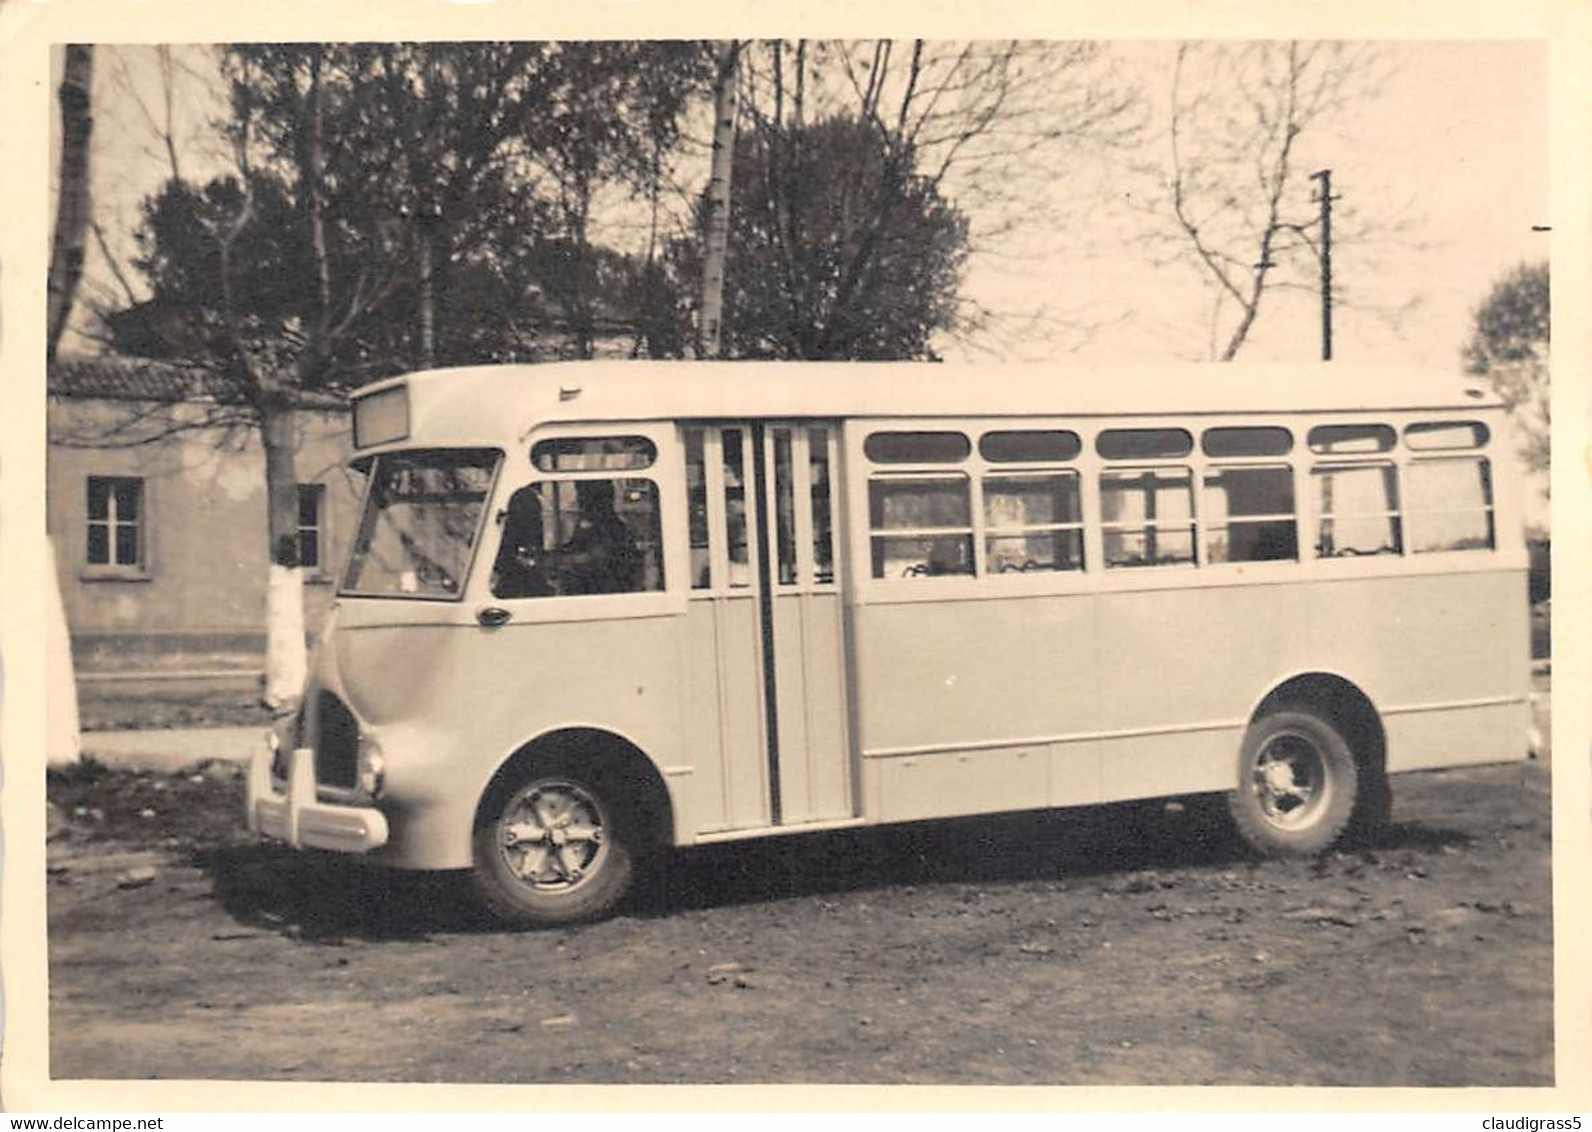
[342,449,499,599]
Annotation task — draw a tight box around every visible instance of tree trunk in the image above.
[46,45,94,762]
[699,41,741,359]
[570,189,594,360]
[46,538,82,767]
[47,45,94,363]
[418,219,436,368]
[261,401,307,709]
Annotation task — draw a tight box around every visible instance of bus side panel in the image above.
[337,616,691,870]
[1384,701,1531,773]
[681,598,770,833]
[1299,569,1531,771]
[852,592,1100,823]
[771,590,855,823]
[1095,583,1292,799]
[871,745,1049,823]
[1098,728,1243,802]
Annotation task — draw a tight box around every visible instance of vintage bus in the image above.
[247,362,1533,927]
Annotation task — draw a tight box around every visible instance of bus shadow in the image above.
[194,806,1475,940]
[195,843,490,943]
[639,803,1477,917]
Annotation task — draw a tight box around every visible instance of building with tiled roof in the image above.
[49,353,348,409]
[47,354,357,691]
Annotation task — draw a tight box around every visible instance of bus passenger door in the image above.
[680,423,855,834]
[759,423,855,825]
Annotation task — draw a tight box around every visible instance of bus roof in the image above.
[356,361,1502,447]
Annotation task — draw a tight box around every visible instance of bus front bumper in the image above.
[246,736,389,854]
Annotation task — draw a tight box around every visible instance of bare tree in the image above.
[1149,41,1399,361]
[214,46,413,705]
[722,39,1142,356]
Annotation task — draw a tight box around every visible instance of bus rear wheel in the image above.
[1229,707,1358,857]
[471,765,637,928]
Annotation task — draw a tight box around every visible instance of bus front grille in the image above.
[314,691,360,789]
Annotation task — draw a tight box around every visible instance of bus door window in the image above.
[809,427,835,584]
[685,428,712,588]
[772,428,798,586]
[722,428,753,588]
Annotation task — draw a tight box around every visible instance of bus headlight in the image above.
[357,738,386,797]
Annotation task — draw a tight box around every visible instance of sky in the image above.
[64,40,1549,380]
[959,40,1549,370]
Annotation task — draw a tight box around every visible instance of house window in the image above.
[298,484,326,571]
[86,476,144,569]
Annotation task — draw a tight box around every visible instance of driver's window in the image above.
[491,475,665,599]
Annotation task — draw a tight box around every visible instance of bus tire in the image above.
[1229,707,1358,857]
[471,763,637,928]
[1346,772,1393,844]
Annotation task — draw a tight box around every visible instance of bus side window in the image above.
[983,472,1085,573]
[1203,464,1298,563]
[868,474,974,579]
[1313,462,1402,557]
[492,485,554,598]
[1099,467,1195,568]
[1407,457,1495,553]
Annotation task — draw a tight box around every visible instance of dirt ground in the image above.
[47,746,1552,1087]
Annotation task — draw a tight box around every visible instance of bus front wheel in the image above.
[471,764,637,928]
[1229,708,1358,857]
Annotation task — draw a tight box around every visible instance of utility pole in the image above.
[1310,168,1334,361]
[699,41,741,359]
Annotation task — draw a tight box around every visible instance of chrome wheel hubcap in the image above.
[1251,731,1329,830]
[497,779,609,893]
